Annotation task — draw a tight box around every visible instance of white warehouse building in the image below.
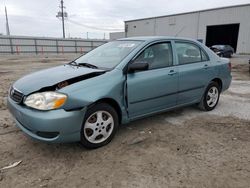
[124,4,250,54]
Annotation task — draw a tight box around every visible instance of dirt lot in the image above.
[0,54,250,188]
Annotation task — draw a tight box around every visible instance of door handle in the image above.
[204,64,209,69]
[168,70,177,75]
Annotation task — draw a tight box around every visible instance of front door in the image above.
[127,42,178,119]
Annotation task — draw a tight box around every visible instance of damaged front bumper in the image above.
[7,96,86,143]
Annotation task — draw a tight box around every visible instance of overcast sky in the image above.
[0,0,250,39]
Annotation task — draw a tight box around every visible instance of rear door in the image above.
[174,41,211,105]
[127,41,178,118]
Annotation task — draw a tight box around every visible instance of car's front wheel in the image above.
[199,82,221,111]
[80,103,118,149]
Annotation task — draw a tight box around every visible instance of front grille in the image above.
[10,87,24,103]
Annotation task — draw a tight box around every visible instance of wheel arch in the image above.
[90,98,122,124]
[211,78,223,91]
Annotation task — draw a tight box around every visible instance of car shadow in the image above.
[22,105,201,156]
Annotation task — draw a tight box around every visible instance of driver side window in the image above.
[134,42,173,70]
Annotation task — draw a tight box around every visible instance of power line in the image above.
[55,0,123,37]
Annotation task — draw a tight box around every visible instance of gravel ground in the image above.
[0,54,250,188]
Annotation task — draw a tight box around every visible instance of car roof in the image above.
[117,36,198,42]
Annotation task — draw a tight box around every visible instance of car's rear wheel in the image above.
[80,103,118,149]
[198,82,220,111]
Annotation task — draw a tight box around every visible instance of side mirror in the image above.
[128,62,149,73]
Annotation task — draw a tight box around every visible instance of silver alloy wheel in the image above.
[206,86,219,107]
[84,111,114,144]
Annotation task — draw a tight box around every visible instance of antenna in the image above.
[56,0,68,38]
[5,6,10,35]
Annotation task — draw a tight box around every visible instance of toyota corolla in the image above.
[8,37,232,148]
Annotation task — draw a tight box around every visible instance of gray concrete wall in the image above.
[110,32,125,40]
[197,5,250,54]
[0,36,107,55]
[125,4,250,54]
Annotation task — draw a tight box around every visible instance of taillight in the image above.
[228,62,232,72]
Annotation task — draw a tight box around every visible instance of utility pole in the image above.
[61,0,65,38]
[5,6,10,35]
[56,0,67,38]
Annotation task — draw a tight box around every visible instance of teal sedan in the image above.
[8,37,232,148]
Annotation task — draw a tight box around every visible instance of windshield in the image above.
[75,40,142,69]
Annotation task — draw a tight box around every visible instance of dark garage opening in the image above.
[206,23,240,51]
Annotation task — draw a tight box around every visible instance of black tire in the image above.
[80,103,119,149]
[198,81,221,111]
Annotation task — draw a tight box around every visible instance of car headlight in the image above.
[24,92,67,110]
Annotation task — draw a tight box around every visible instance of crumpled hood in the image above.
[13,65,105,95]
